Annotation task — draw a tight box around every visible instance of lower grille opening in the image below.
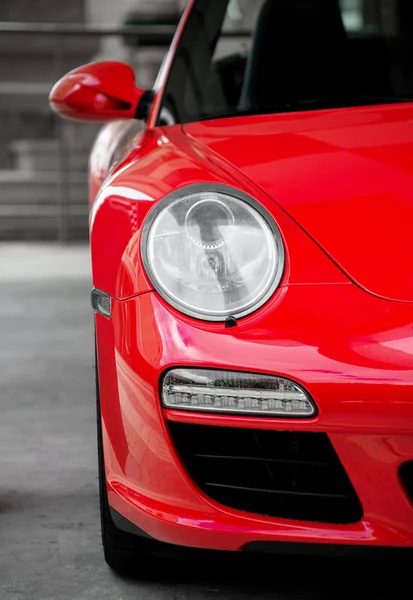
[400,461,413,503]
[169,423,363,524]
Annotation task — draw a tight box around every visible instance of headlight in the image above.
[141,185,284,321]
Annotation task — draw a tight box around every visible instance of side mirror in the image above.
[49,61,148,123]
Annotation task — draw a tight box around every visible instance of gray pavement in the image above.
[0,244,410,600]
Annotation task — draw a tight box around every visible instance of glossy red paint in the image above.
[90,125,347,300]
[88,122,146,205]
[90,115,413,550]
[95,279,413,549]
[185,103,413,303]
[49,61,146,123]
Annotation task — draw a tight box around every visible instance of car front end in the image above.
[95,275,413,554]
[92,135,413,555]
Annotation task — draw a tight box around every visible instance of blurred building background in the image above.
[0,0,400,241]
[0,0,184,241]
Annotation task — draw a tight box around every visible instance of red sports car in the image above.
[50,0,413,575]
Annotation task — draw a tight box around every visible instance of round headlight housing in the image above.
[141,185,285,321]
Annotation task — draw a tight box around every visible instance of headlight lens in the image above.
[141,186,284,321]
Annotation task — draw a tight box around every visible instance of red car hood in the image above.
[184,104,413,303]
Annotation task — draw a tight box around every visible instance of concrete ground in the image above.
[0,243,411,600]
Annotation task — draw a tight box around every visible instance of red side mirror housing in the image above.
[49,61,147,123]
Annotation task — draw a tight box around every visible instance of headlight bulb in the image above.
[185,198,235,250]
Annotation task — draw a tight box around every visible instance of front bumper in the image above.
[96,282,413,551]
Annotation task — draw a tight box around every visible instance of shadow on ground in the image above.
[119,550,411,599]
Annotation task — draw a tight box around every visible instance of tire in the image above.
[95,341,154,576]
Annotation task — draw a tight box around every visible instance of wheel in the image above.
[95,341,154,576]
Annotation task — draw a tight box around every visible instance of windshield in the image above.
[159,0,413,124]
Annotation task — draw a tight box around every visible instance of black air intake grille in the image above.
[169,423,363,524]
[400,462,413,502]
